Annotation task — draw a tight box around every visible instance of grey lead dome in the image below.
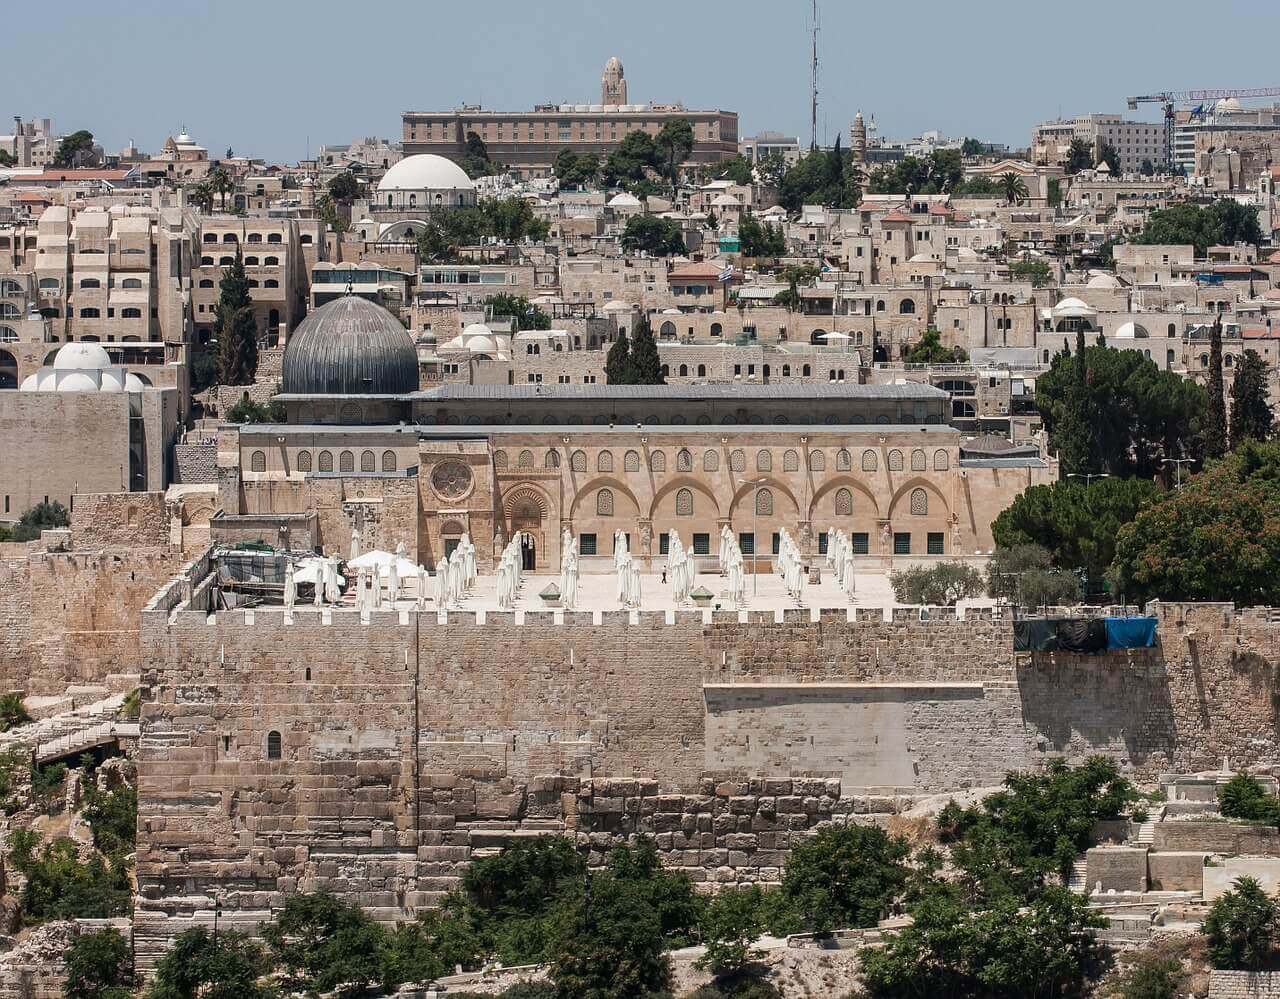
[281,295,418,395]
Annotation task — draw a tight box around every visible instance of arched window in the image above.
[264,256,279,266]
[79,307,100,318]
[835,487,853,516]
[200,256,214,266]
[675,488,693,516]
[517,449,534,469]
[1199,354,1208,368]
[571,450,587,472]
[223,233,237,243]
[121,278,143,289]
[1168,323,1176,336]
[339,450,354,472]
[248,280,260,289]
[650,450,666,472]
[802,364,811,377]
[80,277,100,289]
[203,233,217,243]
[782,449,799,471]
[701,449,717,471]
[264,279,279,289]
[876,300,886,312]
[836,449,852,471]
[493,450,508,470]
[545,450,561,469]
[1225,354,1234,368]
[888,449,904,471]
[862,449,878,472]
[301,234,313,245]
[697,364,706,377]
[809,450,826,471]
[660,320,677,338]
[624,450,640,472]
[910,488,928,516]
[219,256,234,266]
[250,450,266,472]
[679,364,688,377]
[267,731,282,760]
[382,450,397,472]
[782,364,791,377]
[711,322,723,337]
[267,233,282,243]
[597,488,614,516]
[597,450,614,472]
[677,448,693,472]
[933,449,949,471]
[756,450,772,472]
[356,449,372,472]
[318,450,333,472]
[198,278,214,288]
[899,299,916,314]
[755,488,773,516]
[245,256,259,266]
[911,449,926,471]
[730,449,746,472]
[247,233,263,243]
[297,450,312,472]
[0,326,16,343]
[121,307,142,319]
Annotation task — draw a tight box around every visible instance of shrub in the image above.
[0,693,31,732]
[775,823,910,933]
[225,396,286,424]
[7,829,131,922]
[380,904,483,990]
[262,892,386,996]
[697,885,768,977]
[148,926,274,999]
[1109,950,1189,999]
[81,768,138,860]
[889,562,985,606]
[63,927,133,999]
[1205,876,1278,970]
[1219,773,1280,826]
[9,500,70,542]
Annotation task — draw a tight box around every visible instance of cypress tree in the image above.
[1205,315,1227,458]
[604,331,632,385]
[216,247,256,385]
[1229,348,1274,447]
[627,318,665,385]
[1056,330,1091,476]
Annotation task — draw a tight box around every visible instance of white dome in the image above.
[602,300,633,312]
[19,373,38,391]
[1087,273,1121,289]
[98,370,126,392]
[466,336,497,353]
[607,192,641,208]
[909,252,934,263]
[1114,321,1149,339]
[377,154,474,193]
[124,373,146,391]
[53,342,112,370]
[56,372,100,392]
[1051,297,1097,318]
[462,322,493,338]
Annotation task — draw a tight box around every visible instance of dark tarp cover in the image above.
[1056,618,1108,653]
[1013,618,1059,651]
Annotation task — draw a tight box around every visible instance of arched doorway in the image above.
[505,488,548,571]
[521,534,536,571]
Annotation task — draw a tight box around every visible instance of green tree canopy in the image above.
[460,131,502,178]
[1205,876,1278,970]
[486,294,550,332]
[147,927,274,999]
[697,885,768,978]
[755,149,787,189]
[603,130,661,190]
[64,927,133,999]
[1109,441,1280,605]
[777,139,860,211]
[1229,348,1274,447]
[712,154,754,186]
[889,562,985,606]
[53,130,96,168]
[775,823,910,933]
[865,149,963,196]
[737,215,786,258]
[416,198,550,261]
[902,327,967,364]
[627,319,665,385]
[1219,773,1280,826]
[985,544,1081,609]
[655,118,694,195]
[1064,139,1093,175]
[262,892,387,996]
[1035,340,1206,479]
[326,170,360,203]
[620,214,685,256]
[1009,256,1052,287]
[553,149,600,189]
[1134,201,1263,254]
[7,499,70,542]
[604,331,632,384]
[992,477,1161,588]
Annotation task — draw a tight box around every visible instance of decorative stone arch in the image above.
[911,448,926,472]
[179,497,217,527]
[377,218,430,243]
[808,476,881,522]
[648,477,721,522]
[726,477,799,524]
[569,476,643,523]
[502,484,553,523]
[887,477,949,521]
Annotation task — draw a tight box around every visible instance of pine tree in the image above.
[627,318,665,385]
[1205,314,1228,458]
[216,248,256,386]
[604,331,632,385]
[1230,348,1274,446]
[1056,331,1091,476]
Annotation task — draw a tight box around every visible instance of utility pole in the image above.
[810,0,820,150]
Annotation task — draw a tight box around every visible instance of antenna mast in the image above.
[810,0,820,149]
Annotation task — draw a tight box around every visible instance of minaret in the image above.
[601,57,627,105]
[851,111,867,167]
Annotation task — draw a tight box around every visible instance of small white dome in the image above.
[909,252,934,263]
[467,336,497,353]
[19,373,38,391]
[1087,273,1121,289]
[462,322,493,338]
[602,300,633,312]
[1051,297,1097,318]
[711,194,740,207]
[57,372,100,392]
[53,342,112,370]
[607,192,641,208]
[1114,321,1149,339]
[377,154,474,193]
[124,373,146,391]
[98,370,126,392]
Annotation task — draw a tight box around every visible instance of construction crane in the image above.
[1126,87,1280,168]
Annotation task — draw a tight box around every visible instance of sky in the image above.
[3,0,1279,164]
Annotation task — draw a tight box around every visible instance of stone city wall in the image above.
[1210,971,1280,999]
[131,592,1280,962]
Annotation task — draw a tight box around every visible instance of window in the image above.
[739,532,755,555]
[267,233,282,244]
[836,449,852,471]
[933,449,950,471]
[756,450,772,472]
[219,257,234,266]
[624,450,640,472]
[835,487,853,516]
[121,278,143,289]
[297,450,312,472]
[697,364,706,377]
[382,450,397,472]
[911,449,926,471]
[886,449,903,471]
[659,532,670,555]
[782,449,799,472]
[862,450,878,471]
[493,450,508,470]
[819,532,829,555]
[809,450,825,471]
[782,364,791,377]
[894,532,912,555]
[200,256,214,266]
[121,307,142,319]
[679,364,688,377]
[730,449,745,472]
[675,487,694,516]
[579,533,597,555]
[318,450,333,472]
[597,451,614,472]
[80,278,100,289]
[79,307,100,318]
[852,532,869,554]
[571,450,587,472]
[910,488,928,516]
[755,489,773,516]
[203,233,218,243]
[339,450,354,472]
[264,256,279,266]
[267,731,282,759]
[650,450,666,472]
[699,450,716,471]
[597,488,614,516]
[693,533,710,555]
[250,450,266,472]
[927,532,945,555]
[545,450,561,469]
[264,279,279,289]
[223,233,237,243]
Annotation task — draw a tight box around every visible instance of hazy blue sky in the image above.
[4,0,1278,163]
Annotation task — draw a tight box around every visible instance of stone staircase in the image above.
[1068,857,1090,894]
[1135,818,1157,845]
[0,693,138,765]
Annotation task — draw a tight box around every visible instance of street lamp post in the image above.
[1067,472,1110,487]
[1162,457,1194,488]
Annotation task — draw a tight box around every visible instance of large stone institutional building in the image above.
[402,58,739,179]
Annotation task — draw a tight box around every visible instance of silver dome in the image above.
[282,296,418,395]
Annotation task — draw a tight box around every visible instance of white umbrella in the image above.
[283,561,296,610]
[843,548,857,600]
[565,556,579,609]
[435,558,450,608]
[616,551,630,605]
[313,560,325,607]
[325,557,342,604]
[450,551,465,603]
[628,560,642,608]
[354,567,367,612]
[826,529,838,567]
[388,556,400,604]
[350,527,361,561]
[369,566,382,609]
[417,566,429,610]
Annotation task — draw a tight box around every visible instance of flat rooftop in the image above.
[412,383,949,402]
[235,423,962,437]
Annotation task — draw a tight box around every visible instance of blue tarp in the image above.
[1105,617,1158,649]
